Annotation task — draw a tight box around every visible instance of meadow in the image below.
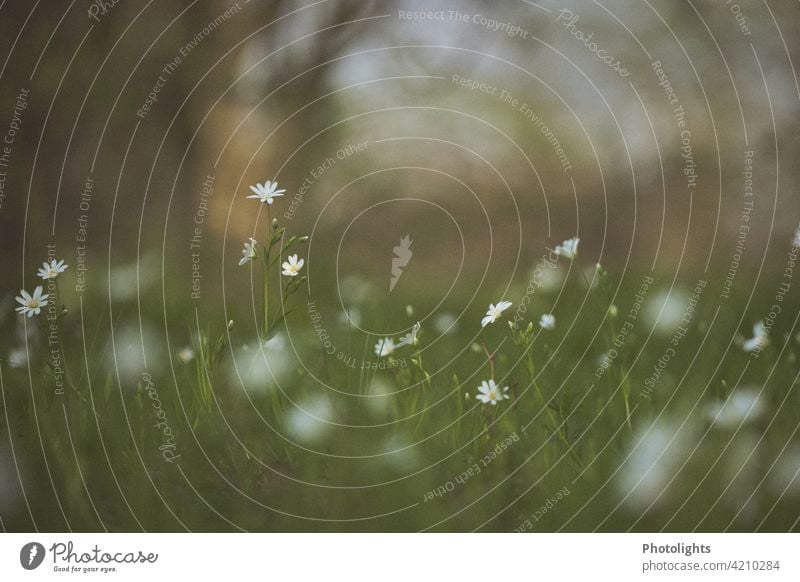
[3,206,799,532]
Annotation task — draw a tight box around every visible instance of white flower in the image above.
[246,180,286,205]
[37,259,68,280]
[645,289,686,334]
[433,312,458,335]
[177,347,195,364]
[238,238,257,266]
[706,389,763,428]
[618,421,689,509]
[481,300,512,327]
[539,313,556,330]
[397,322,421,347]
[14,286,49,318]
[286,396,335,444]
[374,337,395,357]
[475,379,509,405]
[554,237,580,260]
[743,321,769,352]
[281,254,304,277]
[8,348,27,368]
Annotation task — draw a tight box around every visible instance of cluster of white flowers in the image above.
[475,301,513,405]
[471,239,577,405]
[239,180,305,277]
[743,321,769,353]
[535,237,578,326]
[374,321,421,357]
[15,258,69,318]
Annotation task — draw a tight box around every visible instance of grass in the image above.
[2,252,800,533]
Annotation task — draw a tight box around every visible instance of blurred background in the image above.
[1,0,800,532]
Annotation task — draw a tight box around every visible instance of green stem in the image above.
[623,385,633,433]
[51,279,88,405]
[264,251,269,339]
[527,348,583,469]
[263,205,272,337]
[480,342,495,380]
[580,266,632,434]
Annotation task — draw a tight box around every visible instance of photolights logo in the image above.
[19,542,45,570]
[389,234,413,292]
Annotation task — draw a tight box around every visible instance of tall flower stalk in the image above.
[263,204,272,337]
[559,237,633,435]
[16,258,89,404]
[240,180,308,338]
[512,321,583,469]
